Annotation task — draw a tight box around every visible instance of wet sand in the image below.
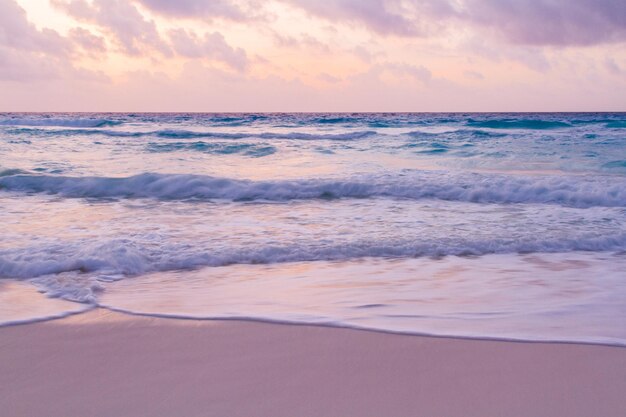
[1,309,625,417]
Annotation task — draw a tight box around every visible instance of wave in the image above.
[1,171,625,208]
[407,129,507,139]
[0,118,121,128]
[155,129,377,140]
[4,127,377,141]
[603,160,626,169]
[0,168,27,177]
[466,119,572,130]
[312,116,356,124]
[5,127,144,138]
[146,142,276,157]
[2,234,626,280]
[605,121,626,128]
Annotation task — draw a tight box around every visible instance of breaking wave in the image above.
[1,171,625,208]
[2,234,626,280]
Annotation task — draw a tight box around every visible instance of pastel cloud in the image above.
[463,0,626,46]
[0,0,70,55]
[383,63,432,83]
[169,29,248,71]
[282,0,626,46]
[136,0,249,20]
[51,0,170,55]
[69,27,107,53]
[281,0,425,36]
[50,0,249,71]
[0,0,105,82]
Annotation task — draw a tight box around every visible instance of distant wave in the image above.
[155,129,377,140]
[603,161,626,169]
[1,171,625,208]
[406,129,507,139]
[146,141,276,157]
[0,168,27,177]
[466,119,572,130]
[0,118,121,128]
[313,116,356,124]
[2,114,622,132]
[2,234,626,280]
[4,127,377,140]
[605,121,626,128]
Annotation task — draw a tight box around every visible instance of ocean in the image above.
[1,112,625,345]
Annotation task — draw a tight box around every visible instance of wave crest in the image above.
[2,234,626,280]
[4,127,377,140]
[1,171,625,208]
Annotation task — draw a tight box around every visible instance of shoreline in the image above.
[4,305,626,348]
[2,308,625,417]
[3,301,626,348]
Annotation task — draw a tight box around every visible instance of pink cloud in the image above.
[0,0,71,55]
[464,70,484,80]
[136,0,249,20]
[169,29,249,71]
[52,0,171,55]
[69,27,107,53]
[271,32,330,53]
[605,57,622,75]
[282,0,429,36]
[282,0,626,46]
[51,1,249,70]
[463,0,626,46]
[0,0,106,82]
[383,63,433,83]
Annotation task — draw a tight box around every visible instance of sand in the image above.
[1,309,625,417]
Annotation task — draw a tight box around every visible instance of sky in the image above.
[0,0,625,112]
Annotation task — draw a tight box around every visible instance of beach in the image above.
[2,309,625,417]
[2,112,625,416]
[2,0,625,414]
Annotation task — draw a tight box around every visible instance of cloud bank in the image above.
[0,0,624,110]
[282,0,626,46]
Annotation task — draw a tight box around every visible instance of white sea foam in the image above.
[1,233,626,280]
[0,281,93,326]
[1,171,625,208]
[96,252,626,347]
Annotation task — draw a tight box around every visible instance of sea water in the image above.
[1,113,625,344]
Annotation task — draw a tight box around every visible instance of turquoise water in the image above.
[1,113,625,344]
